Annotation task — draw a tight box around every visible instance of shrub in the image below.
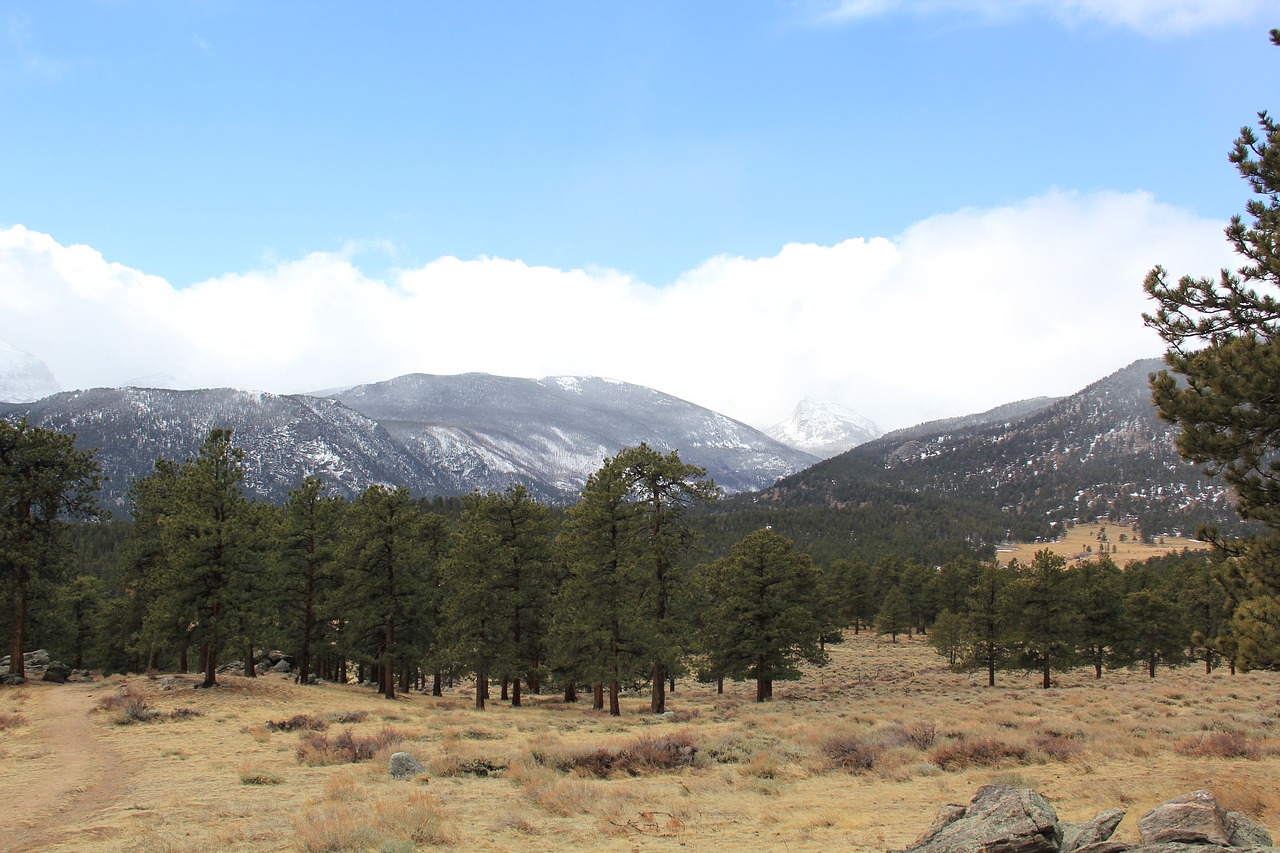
[101,686,160,724]
[296,726,404,766]
[1175,731,1261,760]
[821,733,883,772]
[1032,733,1082,762]
[882,721,937,750]
[327,710,368,724]
[0,712,27,730]
[267,713,328,732]
[237,762,283,785]
[295,792,448,852]
[930,736,1029,770]
[549,732,699,777]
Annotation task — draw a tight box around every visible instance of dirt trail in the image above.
[3,682,133,852]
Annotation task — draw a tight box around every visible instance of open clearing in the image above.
[997,523,1211,566]
[1,633,1276,852]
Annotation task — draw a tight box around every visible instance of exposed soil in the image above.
[2,682,132,852]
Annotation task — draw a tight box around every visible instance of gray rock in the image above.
[896,785,1060,853]
[270,659,293,673]
[1063,808,1126,851]
[1070,843,1131,852]
[42,661,72,683]
[389,751,426,780]
[1225,811,1275,848]
[25,649,50,667]
[1138,790,1231,846]
[0,674,25,686]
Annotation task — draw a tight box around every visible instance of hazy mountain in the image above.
[0,342,60,403]
[332,373,818,497]
[0,374,818,511]
[766,398,881,459]
[761,359,1247,540]
[2,387,436,511]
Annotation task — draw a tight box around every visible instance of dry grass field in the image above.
[997,523,1211,566]
[3,633,1278,853]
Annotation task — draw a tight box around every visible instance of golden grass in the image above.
[10,633,1280,852]
[998,522,1210,566]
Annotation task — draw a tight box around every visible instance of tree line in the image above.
[2,425,837,709]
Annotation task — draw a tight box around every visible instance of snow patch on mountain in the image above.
[0,342,60,402]
[767,398,881,459]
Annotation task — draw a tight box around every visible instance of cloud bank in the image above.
[0,190,1235,430]
[817,0,1266,36]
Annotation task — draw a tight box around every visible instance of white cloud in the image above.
[817,0,1266,36]
[0,189,1236,430]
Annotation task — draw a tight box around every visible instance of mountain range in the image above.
[0,374,820,510]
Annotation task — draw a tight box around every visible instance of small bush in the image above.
[327,710,368,724]
[883,721,937,750]
[168,707,203,720]
[552,732,699,777]
[930,736,1029,770]
[821,733,883,772]
[296,726,405,766]
[0,712,27,730]
[1032,733,1082,762]
[295,792,448,852]
[1175,731,1261,760]
[267,713,329,732]
[237,762,283,785]
[101,686,160,724]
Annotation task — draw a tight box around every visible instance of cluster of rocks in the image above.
[217,649,295,677]
[0,649,93,685]
[897,786,1275,852]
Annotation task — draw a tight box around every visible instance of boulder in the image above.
[1138,790,1231,846]
[1225,810,1275,848]
[389,752,427,780]
[270,659,293,674]
[1063,808,1126,851]
[42,661,72,683]
[896,785,1061,853]
[25,649,51,667]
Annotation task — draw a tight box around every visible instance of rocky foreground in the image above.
[897,786,1274,852]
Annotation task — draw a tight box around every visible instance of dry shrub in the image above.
[1175,730,1261,760]
[0,712,27,730]
[701,729,778,764]
[575,732,699,777]
[882,721,937,750]
[821,733,883,772]
[101,686,160,724]
[520,771,597,816]
[297,726,404,766]
[321,772,364,803]
[1031,733,1083,762]
[167,707,203,719]
[295,791,448,851]
[267,713,328,732]
[237,761,283,785]
[327,709,368,724]
[930,736,1029,770]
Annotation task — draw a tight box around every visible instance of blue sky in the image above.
[0,1,1274,429]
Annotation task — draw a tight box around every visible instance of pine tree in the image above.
[697,528,826,702]
[962,560,1016,687]
[1009,550,1079,689]
[279,477,345,687]
[1070,556,1125,678]
[0,419,100,679]
[874,587,910,643]
[1142,30,1280,667]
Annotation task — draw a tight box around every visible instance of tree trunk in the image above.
[178,646,188,674]
[1148,655,1157,679]
[475,667,486,710]
[609,678,621,716]
[716,677,723,695]
[1041,658,1051,690]
[755,655,767,702]
[563,682,577,702]
[147,649,159,676]
[650,662,666,714]
[501,677,509,701]
[200,642,218,688]
[383,658,396,700]
[244,642,256,678]
[512,677,522,708]
[432,671,443,697]
[987,656,996,687]
[592,681,604,711]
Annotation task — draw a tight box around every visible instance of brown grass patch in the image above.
[1175,730,1262,760]
[296,726,405,766]
[0,712,27,730]
[930,735,1030,769]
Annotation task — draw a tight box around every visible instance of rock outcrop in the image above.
[897,787,1275,853]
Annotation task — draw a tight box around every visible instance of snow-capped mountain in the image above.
[0,342,60,403]
[766,398,881,459]
[0,373,819,510]
[332,373,818,497]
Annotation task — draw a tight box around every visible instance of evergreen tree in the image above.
[1120,587,1187,678]
[1009,550,1079,689]
[1142,30,1280,667]
[341,485,432,699]
[962,560,1016,687]
[928,608,966,667]
[874,586,910,643]
[443,485,553,709]
[0,419,101,678]
[1070,556,1125,678]
[548,454,649,715]
[164,429,255,688]
[279,477,345,686]
[614,444,719,714]
[697,528,826,701]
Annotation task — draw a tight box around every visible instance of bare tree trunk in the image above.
[563,682,577,702]
[432,671,443,697]
[592,681,604,711]
[512,677,522,708]
[244,642,256,678]
[650,662,666,714]
[200,642,218,688]
[475,667,486,710]
[178,646,188,674]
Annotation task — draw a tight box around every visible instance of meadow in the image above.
[3,632,1276,853]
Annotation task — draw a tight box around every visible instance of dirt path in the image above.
[3,682,133,853]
